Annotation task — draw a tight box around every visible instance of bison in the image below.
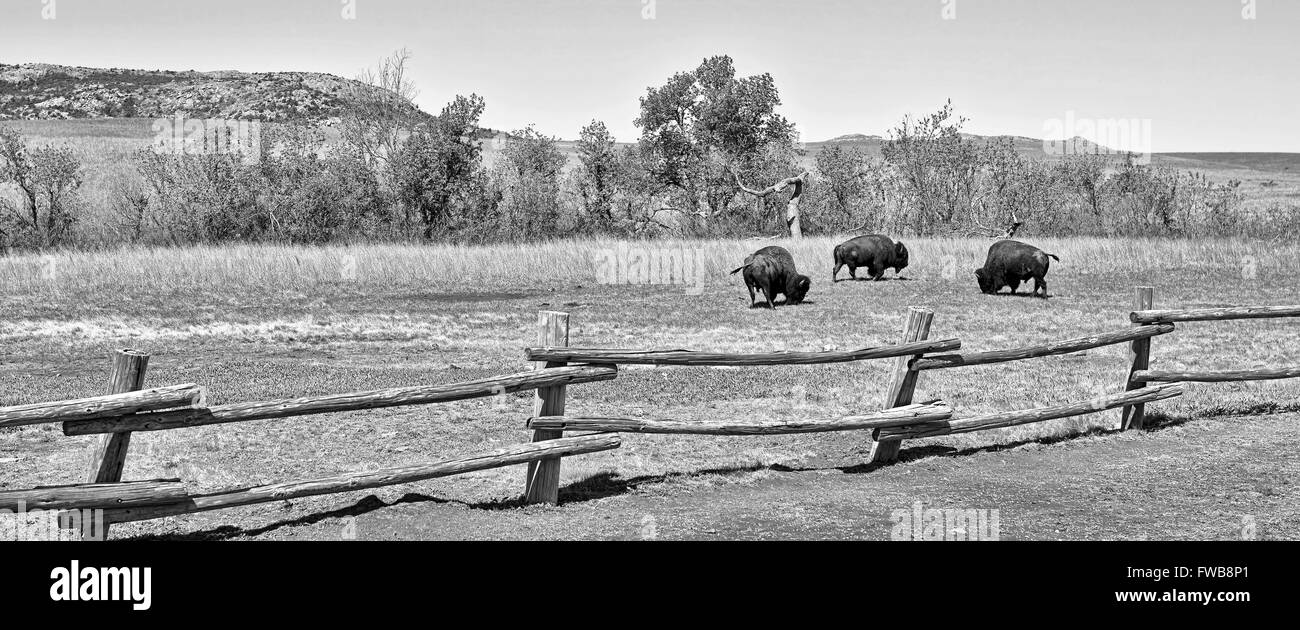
[974,240,1060,298]
[832,234,909,282]
[729,246,811,309]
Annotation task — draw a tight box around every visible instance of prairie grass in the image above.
[4,236,1297,296]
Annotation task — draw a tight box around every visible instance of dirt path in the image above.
[130,409,1299,541]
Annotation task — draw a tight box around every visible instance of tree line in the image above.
[1,52,1293,250]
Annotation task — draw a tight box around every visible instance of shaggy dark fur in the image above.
[832,234,909,282]
[730,246,811,309]
[975,240,1060,298]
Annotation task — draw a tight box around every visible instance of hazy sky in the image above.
[1,0,1295,151]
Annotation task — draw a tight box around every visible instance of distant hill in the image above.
[1157,153,1300,172]
[821,133,884,143]
[807,133,1300,173]
[806,133,1115,160]
[0,63,429,123]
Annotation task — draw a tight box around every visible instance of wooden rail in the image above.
[0,383,204,429]
[874,383,1185,441]
[524,337,961,366]
[912,324,1173,371]
[62,365,617,436]
[97,434,620,525]
[1133,367,1300,383]
[0,479,188,511]
[1131,305,1300,324]
[527,401,952,435]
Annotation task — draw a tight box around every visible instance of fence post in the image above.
[1121,286,1155,430]
[868,307,934,464]
[82,348,150,540]
[525,311,570,504]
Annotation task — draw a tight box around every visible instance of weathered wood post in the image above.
[525,311,570,504]
[868,307,934,464]
[83,348,150,539]
[1121,286,1155,430]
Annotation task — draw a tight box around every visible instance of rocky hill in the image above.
[808,132,1120,160]
[0,63,427,122]
[821,133,884,143]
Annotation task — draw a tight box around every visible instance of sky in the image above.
[0,0,1295,151]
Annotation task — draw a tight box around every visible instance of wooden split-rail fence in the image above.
[1,286,1297,539]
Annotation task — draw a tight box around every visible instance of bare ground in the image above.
[77,408,1297,541]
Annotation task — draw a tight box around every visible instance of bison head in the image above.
[893,242,910,272]
[974,267,996,294]
[786,274,812,304]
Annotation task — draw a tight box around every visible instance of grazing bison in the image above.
[975,240,1060,298]
[832,234,909,282]
[729,246,811,309]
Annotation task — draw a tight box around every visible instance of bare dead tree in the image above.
[968,201,1023,239]
[339,49,423,228]
[732,169,811,238]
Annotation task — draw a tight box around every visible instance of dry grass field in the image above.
[2,236,1298,540]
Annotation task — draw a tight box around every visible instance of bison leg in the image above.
[869,265,886,281]
[746,283,756,307]
[832,262,843,283]
[1035,277,1048,298]
[847,265,857,280]
[764,287,777,309]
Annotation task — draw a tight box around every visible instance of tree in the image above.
[574,120,620,231]
[339,49,426,231]
[881,100,986,235]
[0,126,83,248]
[689,56,795,160]
[733,169,810,237]
[1056,151,1110,219]
[257,123,386,243]
[809,145,888,233]
[997,156,1062,235]
[1110,155,1180,235]
[490,125,565,240]
[393,94,487,239]
[633,55,799,228]
[603,144,680,236]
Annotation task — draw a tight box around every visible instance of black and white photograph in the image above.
[0,0,1293,615]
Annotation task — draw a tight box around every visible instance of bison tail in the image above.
[1047,253,1061,262]
[729,264,750,275]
